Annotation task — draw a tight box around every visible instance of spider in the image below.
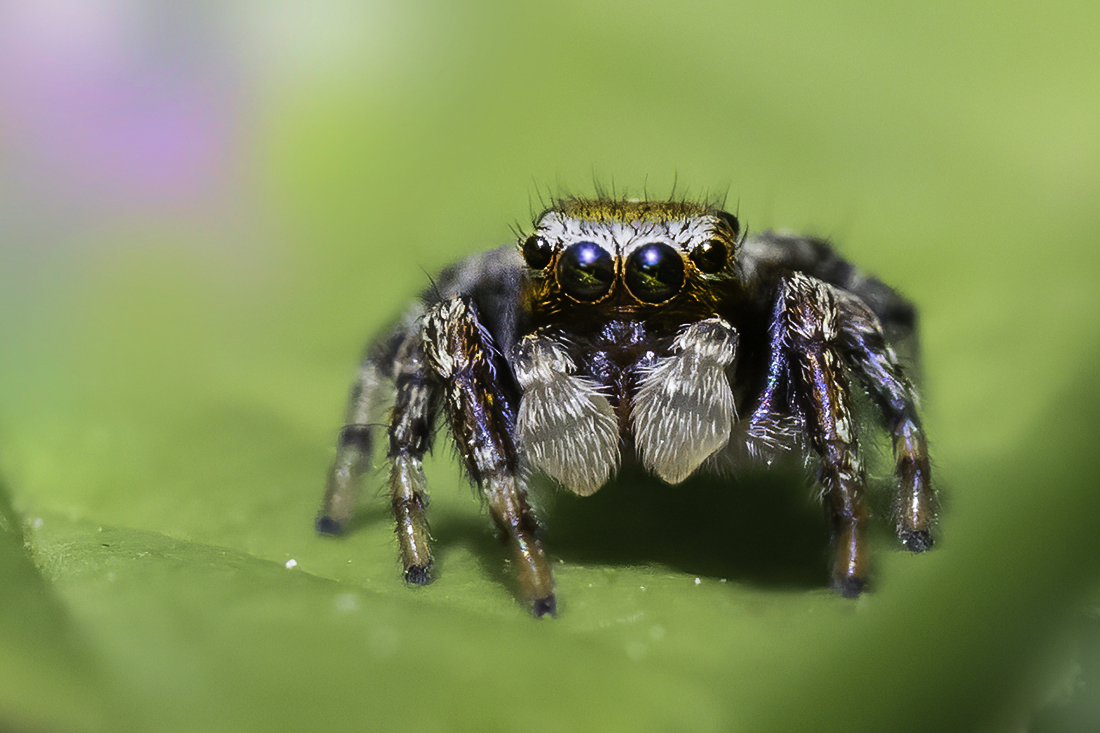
[317,197,935,617]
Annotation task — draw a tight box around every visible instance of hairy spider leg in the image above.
[781,273,870,597]
[836,292,935,551]
[421,297,556,616]
[745,232,934,553]
[318,302,426,529]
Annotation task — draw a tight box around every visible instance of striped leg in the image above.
[421,297,556,616]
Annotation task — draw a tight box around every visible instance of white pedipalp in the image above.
[631,318,738,484]
[513,335,620,496]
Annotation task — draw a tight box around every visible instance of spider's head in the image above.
[519,198,742,322]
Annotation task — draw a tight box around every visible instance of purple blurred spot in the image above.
[0,3,242,213]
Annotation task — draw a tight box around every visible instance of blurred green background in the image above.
[2,1,1098,731]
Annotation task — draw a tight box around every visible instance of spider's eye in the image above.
[717,211,740,239]
[690,239,728,274]
[521,235,553,270]
[557,241,615,301]
[625,242,685,303]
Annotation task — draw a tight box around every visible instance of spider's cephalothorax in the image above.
[318,197,936,616]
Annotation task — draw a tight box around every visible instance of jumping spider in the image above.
[318,197,935,617]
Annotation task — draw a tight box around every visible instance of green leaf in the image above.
[0,478,127,733]
[2,1,1099,731]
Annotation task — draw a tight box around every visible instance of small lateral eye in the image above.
[717,211,740,239]
[557,241,615,301]
[625,242,685,304]
[521,235,553,270]
[690,239,728,274]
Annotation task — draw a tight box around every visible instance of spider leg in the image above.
[835,291,935,551]
[779,273,870,596]
[317,354,387,535]
[422,297,556,616]
[384,329,443,584]
[746,312,800,455]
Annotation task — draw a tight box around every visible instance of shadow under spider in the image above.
[536,464,833,590]
[418,464,834,594]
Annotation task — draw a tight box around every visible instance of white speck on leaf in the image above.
[334,593,359,613]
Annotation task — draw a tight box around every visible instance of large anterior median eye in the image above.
[624,242,685,303]
[558,241,615,301]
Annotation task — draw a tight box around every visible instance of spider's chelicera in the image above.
[318,197,936,616]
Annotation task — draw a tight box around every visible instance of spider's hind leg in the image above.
[836,291,936,552]
[318,352,388,535]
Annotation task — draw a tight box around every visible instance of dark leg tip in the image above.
[833,575,867,599]
[315,515,344,536]
[901,529,934,553]
[532,594,557,618]
[404,563,433,586]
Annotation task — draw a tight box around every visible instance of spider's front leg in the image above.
[780,273,870,596]
[421,297,556,616]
